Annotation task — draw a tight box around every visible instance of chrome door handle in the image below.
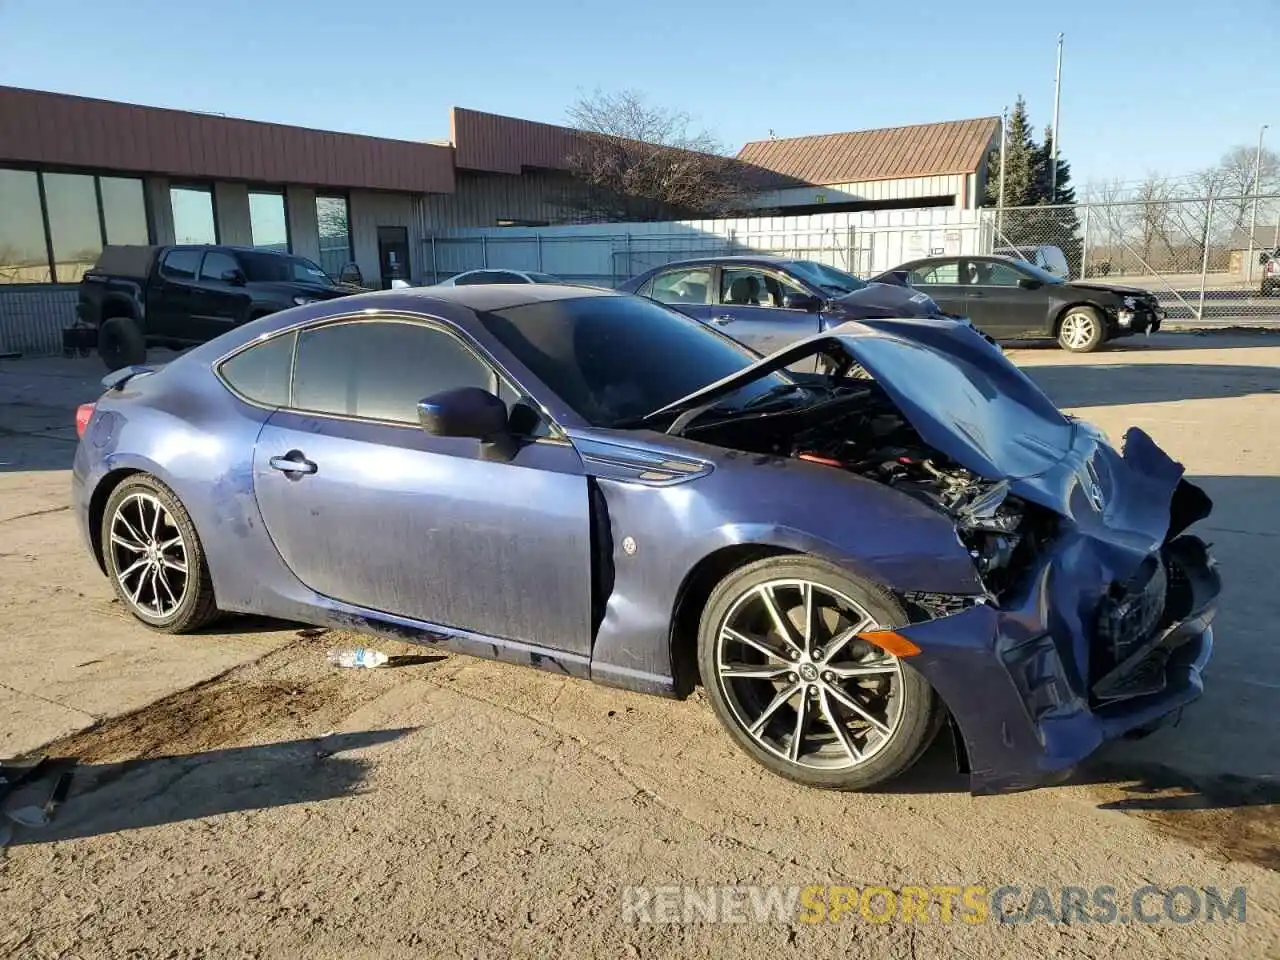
[269,451,317,476]
[712,314,735,324]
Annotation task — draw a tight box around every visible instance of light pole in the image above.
[1247,124,1268,283]
[1050,34,1064,202]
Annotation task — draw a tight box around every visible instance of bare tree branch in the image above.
[561,89,752,222]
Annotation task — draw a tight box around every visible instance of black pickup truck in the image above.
[76,244,360,370]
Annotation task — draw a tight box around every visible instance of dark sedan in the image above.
[71,285,1218,794]
[618,256,950,360]
[878,255,1164,352]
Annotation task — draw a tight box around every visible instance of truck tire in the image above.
[99,316,146,371]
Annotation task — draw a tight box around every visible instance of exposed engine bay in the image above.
[685,379,1057,597]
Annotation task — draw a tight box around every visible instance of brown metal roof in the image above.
[450,108,586,175]
[736,117,1001,187]
[0,86,455,193]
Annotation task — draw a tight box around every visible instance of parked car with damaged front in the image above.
[618,256,954,357]
[71,285,1219,795]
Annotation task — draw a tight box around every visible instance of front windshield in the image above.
[241,252,333,284]
[478,295,792,428]
[785,260,868,295]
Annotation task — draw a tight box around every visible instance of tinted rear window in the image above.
[477,295,788,427]
[217,331,296,407]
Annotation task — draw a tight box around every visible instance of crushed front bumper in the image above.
[1112,305,1163,336]
[901,533,1219,795]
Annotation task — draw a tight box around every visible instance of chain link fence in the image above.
[992,194,1280,321]
[428,196,1280,323]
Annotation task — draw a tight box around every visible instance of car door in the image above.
[249,315,594,656]
[191,249,252,339]
[906,259,967,316]
[150,247,203,340]
[960,258,1044,338]
[711,266,824,356]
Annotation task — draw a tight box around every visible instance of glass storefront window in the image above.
[0,170,50,284]
[315,195,352,279]
[44,172,103,283]
[249,191,289,252]
[0,170,150,285]
[170,186,217,245]
[100,177,149,245]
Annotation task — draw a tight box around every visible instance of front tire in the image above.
[1057,306,1105,353]
[101,475,219,633]
[697,556,941,791]
[98,316,146,371]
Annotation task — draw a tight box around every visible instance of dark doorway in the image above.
[377,225,411,289]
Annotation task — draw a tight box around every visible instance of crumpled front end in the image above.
[898,429,1220,795]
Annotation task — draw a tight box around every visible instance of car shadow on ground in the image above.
[4,729,413,848]
[1022,362,1280,408]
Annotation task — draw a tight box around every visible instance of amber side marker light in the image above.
[858,629,922,658]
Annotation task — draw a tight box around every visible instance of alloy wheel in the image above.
[109,492,189,618]
[713,579,905,770]
[1060,311,1096,350]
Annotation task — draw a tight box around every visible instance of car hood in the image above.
[829,281,941,317]
[647,318,1204,546]
[650,318,1074,482]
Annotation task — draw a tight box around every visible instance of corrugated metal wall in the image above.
[425,207,990,285]
[422,171,585,231]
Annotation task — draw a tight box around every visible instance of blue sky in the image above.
[2,0,1276,189]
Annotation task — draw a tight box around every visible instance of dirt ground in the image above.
[0,333,1278,959]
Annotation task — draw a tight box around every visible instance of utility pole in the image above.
[1247,124,1268,283]
[1050,33,1064,202]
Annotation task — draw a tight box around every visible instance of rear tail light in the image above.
[75,402,96,439]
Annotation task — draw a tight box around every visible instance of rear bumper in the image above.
[902,534,1219,795]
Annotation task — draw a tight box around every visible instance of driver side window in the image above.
[977,262,1025,287]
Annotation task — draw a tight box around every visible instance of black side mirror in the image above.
[782,292,824,312]
[1017,277,1043,290]
[417,387,509,441]
[221,268,247,286]
[338,262,364,286]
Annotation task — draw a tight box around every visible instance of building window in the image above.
[315,195,352,279]
[0,169,150,285]
[99,177,149,245]
[0,169,51,284]
[44,172,103,284]
[170,185,217,245]
[248,191,289,253]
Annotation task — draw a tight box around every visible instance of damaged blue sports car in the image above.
[71,285,1220,794]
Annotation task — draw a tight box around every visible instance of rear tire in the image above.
[98,316,146,371]
[697,555,942,791]
[1057,306,1105,353]
[1263,279,1276,297]
[101,475,219,633]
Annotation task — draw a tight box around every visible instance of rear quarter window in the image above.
[217,331,297,407]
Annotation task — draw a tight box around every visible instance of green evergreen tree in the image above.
[984,99,1083,277]
[984,96,1038,207]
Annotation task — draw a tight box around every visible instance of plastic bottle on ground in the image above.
[326,648,389,669]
